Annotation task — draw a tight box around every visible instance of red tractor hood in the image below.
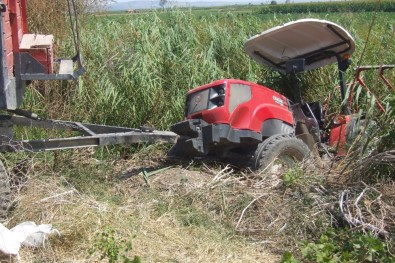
[244,19,355,73]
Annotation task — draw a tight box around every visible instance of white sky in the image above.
[116,0,257,2]
[114,0,325,2]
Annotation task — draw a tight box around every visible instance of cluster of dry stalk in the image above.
[204,149,395,251]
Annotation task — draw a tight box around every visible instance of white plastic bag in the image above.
[0,221,60,258]
[0,223,24,256]
[11,221,60,247]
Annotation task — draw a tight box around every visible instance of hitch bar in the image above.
[0,115,177,152]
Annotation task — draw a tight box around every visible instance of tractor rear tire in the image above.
[252,134,310,172]
[0,160,10,221]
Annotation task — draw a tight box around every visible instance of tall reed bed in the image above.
[23,10,394,131]
[72,11,268,129]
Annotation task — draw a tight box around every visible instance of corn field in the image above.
[261,0,395,14]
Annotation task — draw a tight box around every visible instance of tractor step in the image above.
[170,119,262,157]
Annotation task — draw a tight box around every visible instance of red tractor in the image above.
[170,19,385,170]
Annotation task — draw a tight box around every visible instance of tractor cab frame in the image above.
[244,18,358,155]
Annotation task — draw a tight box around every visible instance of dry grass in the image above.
[3,151,280,262]
[2,144,394,262]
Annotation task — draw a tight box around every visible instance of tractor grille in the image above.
[186,84,226,116]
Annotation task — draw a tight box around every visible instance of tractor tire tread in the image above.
[0,160,10,221]
[252,133,310,171]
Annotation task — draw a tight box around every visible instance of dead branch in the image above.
[236,193,268,230]
[36,189,76,203]
[352,150,395,171]
[339,188,389,237]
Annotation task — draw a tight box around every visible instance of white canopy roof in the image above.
[244,19,355,73]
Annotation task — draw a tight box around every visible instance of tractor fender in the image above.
[251,103,294,132]
[230,103,294,133]
[261,119,294,138]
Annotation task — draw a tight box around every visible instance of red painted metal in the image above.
[328,115,352,156]
[187,79,293,133]
[379,67,394,91]
[3,0,54,75]
[20,0,28,34]
[349,65,395,113]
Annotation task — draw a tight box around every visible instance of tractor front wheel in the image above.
[0,160,10,221]
[252,134,310,172]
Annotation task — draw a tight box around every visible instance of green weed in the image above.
[281,229,394,263]
[283,167,304,187]
[92,227,141,263]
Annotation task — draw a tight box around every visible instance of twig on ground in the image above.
[339,187,389,237]
[236,193,268,230]
[36,190,76,203]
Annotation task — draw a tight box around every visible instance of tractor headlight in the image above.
[208,84,226,110]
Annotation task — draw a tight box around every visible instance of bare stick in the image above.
[236,193,268,230]
[37,190,76,203]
